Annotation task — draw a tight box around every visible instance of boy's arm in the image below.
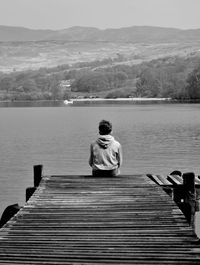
[117,144,123,167]
[89,144,93,167]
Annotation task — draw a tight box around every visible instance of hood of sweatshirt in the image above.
[96,135,114,149]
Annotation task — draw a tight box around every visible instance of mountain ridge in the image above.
[0,25,200,42]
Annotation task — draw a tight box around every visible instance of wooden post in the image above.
[173,186,185,207]
[26,165,43,202]
[0,203,20,228]
[34,164,43,187]
[182,172,196,227]
[26,187,36,202]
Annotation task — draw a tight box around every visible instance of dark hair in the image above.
[99,120,112,135]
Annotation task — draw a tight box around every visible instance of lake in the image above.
[0,103,200,216]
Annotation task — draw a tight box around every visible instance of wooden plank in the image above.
[147,174,172,186]
[172,174,184,184]
[167,174,182,185]
[147,174,164,185]
[0,174,199,264]
[167,174,200,186]
[156,175,172,186]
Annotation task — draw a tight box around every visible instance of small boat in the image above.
[64,99,73,105]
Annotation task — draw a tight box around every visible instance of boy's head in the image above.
[99,120,112,135]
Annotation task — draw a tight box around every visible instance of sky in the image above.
[0,0,200,30]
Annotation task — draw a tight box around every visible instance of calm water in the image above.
[0,103,200,216]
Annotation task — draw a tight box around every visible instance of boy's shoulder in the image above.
[113,138,121,147]
[91,139,98,144]
[90,140,98,148]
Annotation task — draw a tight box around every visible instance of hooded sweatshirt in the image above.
[89,135,122,171]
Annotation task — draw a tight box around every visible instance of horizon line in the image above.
[0,24,200,31]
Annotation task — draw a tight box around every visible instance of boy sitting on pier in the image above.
[89,120,122,177]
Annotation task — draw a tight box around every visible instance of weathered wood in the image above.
[0,204,20,228]
[25,165,43,202]
[0,174,200,264]
[25,187,36,202]
[149,173,199,228]
[182,172,196,226]
[33,164,43,188]
[167,174,182,186]
[156,175,172,186]
[183,172,195,193]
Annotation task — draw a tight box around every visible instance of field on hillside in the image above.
[1,41,200,73]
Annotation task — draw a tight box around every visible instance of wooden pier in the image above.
[0,173,200,264]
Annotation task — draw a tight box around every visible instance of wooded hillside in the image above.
[0,55,200,101]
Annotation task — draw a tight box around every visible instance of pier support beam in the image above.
[26,165,43,202]
[33,165,43,187]
[182,172,196,227]
[0,203,20,228]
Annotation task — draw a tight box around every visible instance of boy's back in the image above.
[89,120,122,176]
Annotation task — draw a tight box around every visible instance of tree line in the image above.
[135,56,200,99]
[0,55,200,101]
[0,58,123,100]
[71,55,200,100]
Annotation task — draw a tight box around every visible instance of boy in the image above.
[89,120,122,177]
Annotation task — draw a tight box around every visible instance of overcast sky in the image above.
[0,0,200,30]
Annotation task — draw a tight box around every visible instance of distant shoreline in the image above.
[65,98,200,105]
[64,97,171,105]
[70,97,172,102]
[0,98,200,107]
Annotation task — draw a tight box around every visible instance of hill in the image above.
[0,25,54,41]
[1,25,200,73]
[0,25,200,43]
